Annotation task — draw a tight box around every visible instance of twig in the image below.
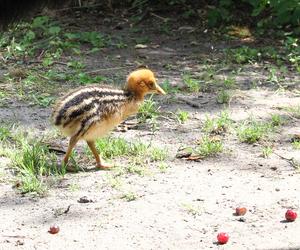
[150,12,169,22]
[274,152,300,169]
[64,204,72,214]
[2,235,25,238]
[177,96,207,108]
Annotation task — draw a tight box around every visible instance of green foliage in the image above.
[196,136,223,157]
[262,146,273,158]
[236,116,281,144]
[0,16,109,61]
[12,141,65,194]
[137,96,160,123]
[0,126,11,141]
[176,109,189,124]
[203,111,232,134]
[183,74,201,92]
[207,0,300,30]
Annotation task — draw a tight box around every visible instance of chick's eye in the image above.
[148,82,155,89]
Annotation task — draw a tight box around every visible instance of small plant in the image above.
[13,141,64,194]
[237,120,270,144]
[93,137,148,159]
[203,111,232,134]
[223,76,236,89]
[121,191,137,202]
[176,109,189,124]
[125,163,147,176]
[0,126,11,141]
[182,74,201,92]
[196,136,223,157]
[216,89,231,104]
[182,203,202,217]
[262,146,273,158]
[226,46,260,64]
[284,105,300,119]
[150,147,168,161]
[161,79,179,94]
[292,141,300,150]
[157,162,169,173]
[137,96,160,123]
[270,114,284,127]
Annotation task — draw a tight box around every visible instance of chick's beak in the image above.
[155,84,166,95]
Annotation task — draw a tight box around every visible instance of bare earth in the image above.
[1,10,300,250]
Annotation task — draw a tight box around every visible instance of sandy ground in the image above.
[1,9,300,250]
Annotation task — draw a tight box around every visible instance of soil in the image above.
[1,8,300,250]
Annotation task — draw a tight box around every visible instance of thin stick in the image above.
[150,12,169,22]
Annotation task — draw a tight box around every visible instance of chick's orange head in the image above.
[126,69,166,97]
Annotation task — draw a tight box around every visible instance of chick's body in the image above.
[52,85,139,140]
[52,68,165,169]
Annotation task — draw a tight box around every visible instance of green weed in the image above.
[182,203,202,217]
[237,120,270,143]
[262,146,273,158]
[216,89,231,104]
[0,126,11,141]
[13,141,65,194]
[120,191,138,202]
[137,96,160,123]
[284,105,300,119]
[292,141,300,150]
[203,111,232,134]
[176,109,189,124]
[183,74,201,92]
[196,136,223,157]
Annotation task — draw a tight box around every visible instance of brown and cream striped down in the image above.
[51,85,134,138]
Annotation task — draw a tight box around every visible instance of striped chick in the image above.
[51,68,166,169]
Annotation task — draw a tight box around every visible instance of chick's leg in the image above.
[63,135,79,166]
[86,140,112,169]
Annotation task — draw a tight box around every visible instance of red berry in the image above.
[285,209,297,222]
[49,225,60,234]
[217,232,229,244]
[235,207,247,216]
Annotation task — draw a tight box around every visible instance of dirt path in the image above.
[1,10,300,250]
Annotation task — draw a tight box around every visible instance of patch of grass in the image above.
[284,105,300,119]
[196,136,223,157]
[31,93,55,107]
[270,114,284,127]
[225,46,260,64]
[137,95,160,123]
[182,203,202,217]
[182,74,201,92]
[161,79,179,94]
[203,111,232,134]
[106,174,123,190]
[0,126,11,141]
[176,109,189,124]
[150,147,168,162]
[237,120,270,144]
[68,183,80,192]
[223,76,236,89]
[292,141,300,150]
[157,162,169,173]
[93,137,148,160]
[262,146,273,158]
[125,163,147,176]
[120,191,138,202]
[13,141,65,194]
[216,89,231,104]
